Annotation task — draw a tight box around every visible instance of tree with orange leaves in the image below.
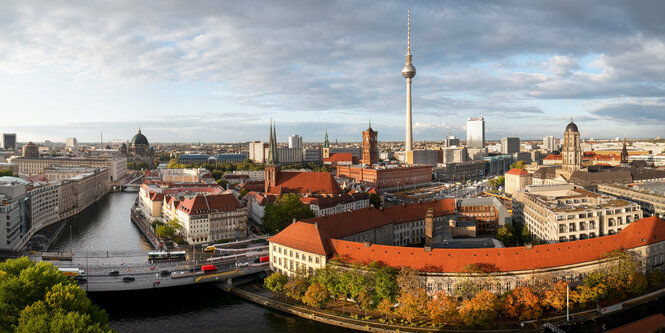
[459,289,499,327]
[395,288,428,323]
[501,286,543,321]
[541,281,576,312]
[427,291,459,325]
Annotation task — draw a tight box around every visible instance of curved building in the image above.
[129,127,151,156]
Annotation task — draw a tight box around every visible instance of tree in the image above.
[369,193,382,209]
[155,218,183,240]
[510,160,526,170]
[647,270,665,288]
[0,170,14,177]
[459,289,499,328]
[521,225,533,244]
[395,288,428,323]
[501,286,542,321]
[377,298,394,318]
[395,267,427,322]
[427,291,459,325]
[264,272,288,294]
[496,225,516,247]
[311,266,343,300]
[541,281,572,312]
[284,275,310,301]
[372,264,399,305]
[0,257,111,332]
[262,193,315,233]
[455,264,497,299]
[302,283,330,309]
[238,189,248,200]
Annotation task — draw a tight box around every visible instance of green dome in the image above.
[131,128,149,146]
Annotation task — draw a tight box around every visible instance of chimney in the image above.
[363,240,371,247]
[292,218,296,223]
[314,222,318,229]
[425,208,434,247]
[525,243,533,250]
[424,246,432,252]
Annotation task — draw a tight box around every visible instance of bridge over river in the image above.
[30,247,269,292]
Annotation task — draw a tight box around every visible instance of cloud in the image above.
[2,1,665,140]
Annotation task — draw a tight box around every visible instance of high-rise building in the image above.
[500,137,520,155]
[402,9,416,152]
[543,135,556,152]
[562,120,582,171]
[466,117,485,149]
[2,133,17,150]
[66,137,78,148]
[248,141,268,163]
[288,135,303,149]
[361,124,378,166]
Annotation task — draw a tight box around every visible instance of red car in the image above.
[201,264,218,273]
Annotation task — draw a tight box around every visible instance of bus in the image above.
[168,251,186,260]
[148,251,168,260]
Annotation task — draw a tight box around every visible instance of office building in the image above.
[248,141,268,163]
[500,137,520,155]
[66,138,78,148]
[16,156,127,181]
[543,135,556,152]
[444,136,460,147]
[337,164,432,191]
[466,117,485,149]
[288,135,303,149]
[2,133,17,150]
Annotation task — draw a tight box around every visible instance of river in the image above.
[50,192,355,333]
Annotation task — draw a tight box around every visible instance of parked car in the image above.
[160,270,171,277]
[171,271,186,278]
[109,270,120,276]
[122,276,135,282]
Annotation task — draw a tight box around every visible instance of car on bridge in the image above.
[109,270,120,276]
[201,264,217,273]
[122,276,135,282]
[160,270,171,277]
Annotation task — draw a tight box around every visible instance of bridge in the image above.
[30,245,270,292]
[110,172,145,192]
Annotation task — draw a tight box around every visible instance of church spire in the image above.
[267,120,279,165]
[323,129,329,148]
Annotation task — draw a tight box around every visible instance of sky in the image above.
[1,1,665,144]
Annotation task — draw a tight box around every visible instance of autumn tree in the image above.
[459,289,499,328]
[427,291,459,325]
[395,267,427,323]
[647,270,665,288]
[510,160,526,170]
[284,274,310,301]
[377,298,394,318]
[501,286,543,321]
[541,281,574,312]
[302,283,330,309]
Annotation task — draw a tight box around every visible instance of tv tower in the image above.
[402,9,416,152]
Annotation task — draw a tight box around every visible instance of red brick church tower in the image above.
[362,122,378,166]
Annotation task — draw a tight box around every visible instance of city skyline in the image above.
[2,1,665,143]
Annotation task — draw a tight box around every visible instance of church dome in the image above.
[565,121,578,133]
[131,128,149,146]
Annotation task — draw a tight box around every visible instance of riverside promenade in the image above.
[222,281,665,332]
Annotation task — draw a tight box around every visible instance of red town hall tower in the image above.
[362,123,378,166]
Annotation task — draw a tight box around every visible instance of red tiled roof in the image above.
[544,154,562,160]
[383,199,455,224]
[177,193,243,215]
[506,168,530,176]
[331,216,665,273]
[268,222,333,256]
[267,171,343,195]
[301,207,393,239]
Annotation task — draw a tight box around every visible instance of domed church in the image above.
[128,127,152,156]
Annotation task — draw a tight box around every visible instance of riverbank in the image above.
[222,282,531,333]
[224,280,665,333]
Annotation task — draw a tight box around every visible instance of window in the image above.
[447,283,452,292]
[295,252,299,259]
[289,250,293,258]
[315,257,320,264]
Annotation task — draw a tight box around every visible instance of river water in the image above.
[50,192,355,333]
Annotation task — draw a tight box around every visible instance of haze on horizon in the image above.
[1,1,664,144]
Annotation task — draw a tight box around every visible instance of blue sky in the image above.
[1,1,665,143]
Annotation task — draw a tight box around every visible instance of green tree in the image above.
[510,160,526,169]
[155,218,183,240]
[238,189,248,200]
[496,224,516,246]
[372,264,398,304]
[369,193,382,209]
[284,275,310,301]
[262,193,315,233]
[264,272,288,294]
[0,258,111,332]
[521,225,533,244]
[0,170,14,177]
